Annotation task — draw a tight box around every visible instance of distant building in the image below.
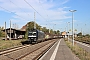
[60,31,67,38]
[62,31,67,35]
[3,28,25,40]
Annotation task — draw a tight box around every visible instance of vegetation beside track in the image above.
[75,36,90,44]
[75,33,90,45]
[65,40,90,60]
[0,39,27,51]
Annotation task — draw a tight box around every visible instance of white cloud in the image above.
[0,0,70,28]
[61,0,69,4]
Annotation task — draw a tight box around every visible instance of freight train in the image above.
[28,29,61,44]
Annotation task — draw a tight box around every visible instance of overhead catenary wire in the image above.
[9,0,30,17]
[38,0,51,30]
[38,0,49,22]
[24,0,46,20]
[0,6,13,13]
[0,6,28,21]
[39,1,52,31]
[38,1,46,17]
[39,0,48,18]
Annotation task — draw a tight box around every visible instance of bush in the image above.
[0,39,26,51]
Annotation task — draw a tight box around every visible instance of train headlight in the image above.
[31,38,33,39]
[34,38,37,41]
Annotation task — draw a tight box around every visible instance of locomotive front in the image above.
[28,29,37,43]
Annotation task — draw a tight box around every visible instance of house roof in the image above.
[3,28,25,32]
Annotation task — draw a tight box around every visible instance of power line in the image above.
[38,0,52,29]
[24,0,46,20]
[0,6,28,21]
[9,0,30,17]
[0,6,13,13]
[38,0,48,21]
[39,0,48,18]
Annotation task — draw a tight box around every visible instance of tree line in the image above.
[25,21,60,39]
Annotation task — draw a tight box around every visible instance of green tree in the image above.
[0,26,5,37]
[53,31,57,34]
[27,21,41,30]
[50,29,53,34]
[25,21,41,39]
[56,30,60,35]
[25,21,34,39]
[37,25,41,30]
[77,32,82,37]
[42,27,47,33]
[85,34,90,37]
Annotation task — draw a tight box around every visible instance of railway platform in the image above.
[39,38,80,60]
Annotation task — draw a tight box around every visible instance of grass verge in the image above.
[65,40,90,60]
[0,39,26,51]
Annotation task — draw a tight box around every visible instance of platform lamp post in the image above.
[69,10,77,46]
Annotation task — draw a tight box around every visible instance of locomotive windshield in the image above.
[28,32,36,36]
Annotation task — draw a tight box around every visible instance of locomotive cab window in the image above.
[28,32,36,36]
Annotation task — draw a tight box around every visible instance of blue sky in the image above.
[0,0,90,34]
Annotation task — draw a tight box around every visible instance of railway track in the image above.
[0,45,31,55]
[0,39,58,60]
[19,39,58,60]
[69,39,90,53]
[0,44,32,60]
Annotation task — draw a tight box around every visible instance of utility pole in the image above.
[13,24,14,29]
[10,20,11,40]
[15,23,16,29]
[67,22,70,41]
[81,28,82,35]
[49,27,50,33]
[34,12,36,29]
[5,22,7,40]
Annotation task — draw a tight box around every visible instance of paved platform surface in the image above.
[40,38,80,60]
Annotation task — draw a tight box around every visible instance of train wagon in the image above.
[28,29,45,43]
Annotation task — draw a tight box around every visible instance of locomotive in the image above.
[28,29,45,43]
